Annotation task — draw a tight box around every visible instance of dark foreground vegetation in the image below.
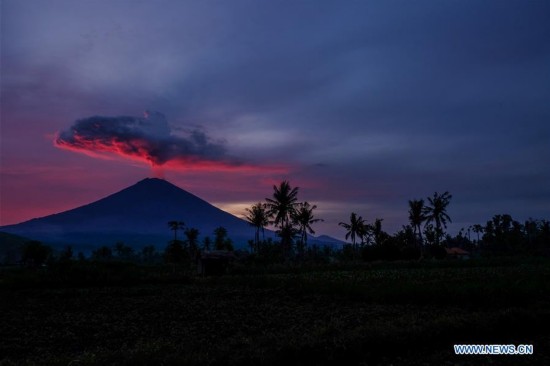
[1,257,550,366]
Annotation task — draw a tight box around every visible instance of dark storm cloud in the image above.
[166,1,549,167]
[55,112,226,166]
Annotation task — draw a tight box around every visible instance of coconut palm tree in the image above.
[168,221,185,242]
[371,218,386,246]
[339,212,366,252]
[213,226,233,251]
[266,181,299,252]
[408,199,425,247]
[293,201,323,251]
[423,191,452,246]
[266,181,299,229]
[472,224,484,243]
[277,223,299,253]
[184,227,200,259]
[244,202,270,252]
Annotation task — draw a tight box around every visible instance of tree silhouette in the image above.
[266,181,299,229]
[372,218,387,246]
[141,245,157,263]
[22,241,52,267]
[472,224,484,243]
[92,245,112,261]
[339,212,366,252]
[168,221,185,242]
[245,202,270,252]
[408,199,425,247]
[184,227,200,260]
[293,201,323,251]
[266,181,299,251]
[203,237,212,251]
[214,226,233,251]
[114,242,134,260]
[483,214,522,252]
[423,224,437,246]
[423,192,452,246]
[164,240,185,269]
[276,223,298,253]
[59,245,73,261]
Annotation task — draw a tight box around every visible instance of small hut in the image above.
[445,247,470,260]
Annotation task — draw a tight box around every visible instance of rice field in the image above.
[1,259,549,365]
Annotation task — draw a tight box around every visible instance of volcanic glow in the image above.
[54,111,286,174]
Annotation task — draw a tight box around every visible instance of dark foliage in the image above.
[21,240,52,267]
[213,226,234,251]
[164,240,188,264]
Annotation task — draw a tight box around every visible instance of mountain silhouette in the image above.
[0,178,344,251]
[0,178,262,249]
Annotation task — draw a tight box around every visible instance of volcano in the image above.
[0,178,344,251]
[0,178,262,250]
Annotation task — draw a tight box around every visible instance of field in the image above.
[1,258,550,365]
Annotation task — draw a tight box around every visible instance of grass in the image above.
[1,258,549,365]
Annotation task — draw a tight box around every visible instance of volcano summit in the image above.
[0,178,258,250]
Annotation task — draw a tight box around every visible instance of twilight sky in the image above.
[1,0,549,240]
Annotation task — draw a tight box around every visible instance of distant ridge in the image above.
[0,178,344,250]
[313,235,344,245]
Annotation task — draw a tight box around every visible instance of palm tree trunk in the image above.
[256,227,260,253]
[416,224,423,259]
[435,218,441,246]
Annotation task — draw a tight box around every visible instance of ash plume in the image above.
[54,111,227,167]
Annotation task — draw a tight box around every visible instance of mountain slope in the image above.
[0,178,258,248]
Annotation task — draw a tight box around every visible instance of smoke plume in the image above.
[54,111,229,168]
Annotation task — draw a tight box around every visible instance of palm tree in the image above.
[266,181,299,251]
[359,222,372,246]
[184,227,200,259]
[184,228,199,245]
[423,191,452,246]
[168,221,185,242]
[202,237,212,251]
[277,223,299,253]
[408,199,425,247]
[266,181,299,229]
[339,212,366,252]
[213,226,233,251]
[372,218,386,246]
[293,201,323,251]
[472,224,484,243]
[164,240,184,272]
[244,202,270,252]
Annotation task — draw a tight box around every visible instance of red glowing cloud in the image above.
[54,111,285,174]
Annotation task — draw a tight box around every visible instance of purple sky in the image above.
[1,0,549,240]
